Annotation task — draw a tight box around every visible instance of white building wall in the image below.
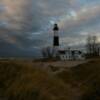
[59,51,85,61]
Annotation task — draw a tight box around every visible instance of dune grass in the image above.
[1,59,100,100]
[0,60,76,100]
[57,59,100,100]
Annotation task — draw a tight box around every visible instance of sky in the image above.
[0,0,100,57]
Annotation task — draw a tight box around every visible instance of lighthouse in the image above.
[52,23,59,57]
[53,23,59,47]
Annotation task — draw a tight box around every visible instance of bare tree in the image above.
[86,35,92,55]
[41,48,47,58]
[41,47,54,58]
[86,35,99,57]
[92,36,97,55]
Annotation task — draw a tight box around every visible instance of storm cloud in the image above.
[0,0,100,57]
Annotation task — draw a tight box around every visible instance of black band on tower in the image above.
[53,36,59,46]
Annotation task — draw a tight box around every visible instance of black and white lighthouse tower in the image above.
[53,23,59,47]
[52,23,59,57]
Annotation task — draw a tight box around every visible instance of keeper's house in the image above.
[58,49,85,61]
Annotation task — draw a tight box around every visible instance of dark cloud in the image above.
[0,0,100,57]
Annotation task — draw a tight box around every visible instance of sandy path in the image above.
[42,60,88,68]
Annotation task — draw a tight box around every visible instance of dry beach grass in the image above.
[0,58,100,100]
